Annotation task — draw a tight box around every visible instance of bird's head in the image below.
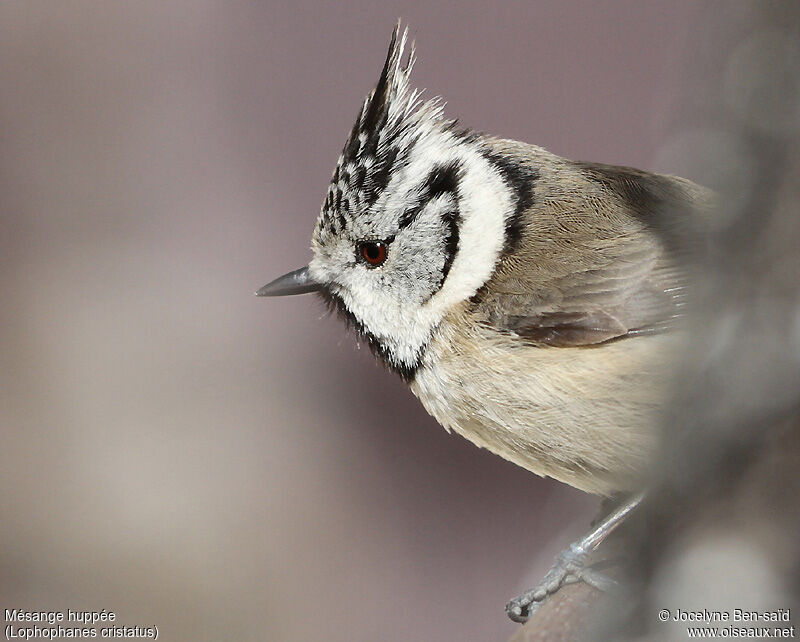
[259,24,533,379]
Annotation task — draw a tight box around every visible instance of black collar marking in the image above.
[481,150,539,254]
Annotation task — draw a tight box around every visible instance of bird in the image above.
[257,23,713,622]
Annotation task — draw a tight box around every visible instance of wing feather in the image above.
[472,142,712,347]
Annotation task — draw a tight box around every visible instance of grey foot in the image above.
[505,542,617,623]
[505,492,644,624]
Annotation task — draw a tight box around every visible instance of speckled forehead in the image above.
[313,137,410,244]
[318,163,370,233]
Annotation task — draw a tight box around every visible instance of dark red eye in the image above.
[358,241,388,266]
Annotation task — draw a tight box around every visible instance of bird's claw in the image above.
[505,542,617,623]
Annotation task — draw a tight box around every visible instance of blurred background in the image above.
[0,2,758,641]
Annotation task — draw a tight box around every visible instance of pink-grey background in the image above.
[0,2,718,640]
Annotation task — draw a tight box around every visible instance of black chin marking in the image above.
[481,151,539,253]
[317,289,421,383]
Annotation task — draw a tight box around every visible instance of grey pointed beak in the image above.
[255,266,324,297]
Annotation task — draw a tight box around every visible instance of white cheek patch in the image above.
[421,146,512,316]
[309,131,514,372]
[339,135,512,368]
[339,277,430,367]
[310,248,431,368]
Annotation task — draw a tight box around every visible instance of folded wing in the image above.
[473,148,712,347]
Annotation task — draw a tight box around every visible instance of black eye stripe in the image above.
[398,161,463,230]
[426,161,463,199]
[398,203,423,229]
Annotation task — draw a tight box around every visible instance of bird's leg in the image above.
[505,491,644,624]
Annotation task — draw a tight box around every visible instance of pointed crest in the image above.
[362,22,414,136]
[314,22,448,243]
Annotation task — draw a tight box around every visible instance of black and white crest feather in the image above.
[314,24,447,245]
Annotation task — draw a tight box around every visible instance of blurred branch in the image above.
[610,2,800,639]
[509,2,800,640]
